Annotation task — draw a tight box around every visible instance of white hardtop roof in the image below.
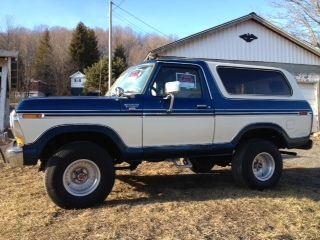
[204,60,283,71]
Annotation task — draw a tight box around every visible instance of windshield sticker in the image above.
[176,72,196,89]
[127,69,143,82]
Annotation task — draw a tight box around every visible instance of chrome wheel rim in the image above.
[63,159,101,196]
[252,152,275,181]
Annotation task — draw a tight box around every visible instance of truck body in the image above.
[4,59,313,208]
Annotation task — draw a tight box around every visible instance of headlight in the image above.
[10,111,25,147]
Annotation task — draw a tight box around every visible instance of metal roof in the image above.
[147,12,320,59]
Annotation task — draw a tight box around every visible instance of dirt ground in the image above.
[0,142,319,240]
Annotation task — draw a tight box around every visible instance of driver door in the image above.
[143,63,214,149]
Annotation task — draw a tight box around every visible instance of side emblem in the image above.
[124,104,139,110]
[239,33,258,42]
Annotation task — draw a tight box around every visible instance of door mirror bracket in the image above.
[163,81,180,112]
[163,93,175,112]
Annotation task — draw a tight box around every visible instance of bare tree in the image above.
[271,0,320,48]
[0,16,174,96]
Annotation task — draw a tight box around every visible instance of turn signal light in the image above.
[16,137,25,147]
[22,114,44,119]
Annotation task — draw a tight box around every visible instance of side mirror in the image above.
[165,81,180,95]
[164,81,180,112]
[115,87,124,97]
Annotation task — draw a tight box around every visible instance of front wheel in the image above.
[45,141,115,209]
[232,139,283,190]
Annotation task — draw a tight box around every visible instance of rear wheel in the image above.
[45,141,115,209]
[232,139,282,189]
[190,157,215,173]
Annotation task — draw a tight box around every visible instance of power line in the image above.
[112,2,168,37]
[113,12,165,51]
[113,12,151,36]
[117,0,125,7]
[112,0,125,10]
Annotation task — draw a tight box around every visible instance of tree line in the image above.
[0,20,174,96]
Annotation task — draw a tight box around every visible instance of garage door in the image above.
[298,83,319,133]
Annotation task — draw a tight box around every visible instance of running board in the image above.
[172,158,193,168]
[280,150,297,156]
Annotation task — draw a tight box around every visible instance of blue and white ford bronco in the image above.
[4,59,313,208]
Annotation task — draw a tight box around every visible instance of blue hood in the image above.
[16,96,121,113]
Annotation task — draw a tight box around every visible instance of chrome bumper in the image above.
[0,132,23,167]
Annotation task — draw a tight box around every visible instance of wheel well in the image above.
[39,132,123,168]
[236,128,287,149]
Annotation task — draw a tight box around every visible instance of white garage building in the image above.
[147,12,320,132]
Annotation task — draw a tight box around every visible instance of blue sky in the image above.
[1,0,274,38]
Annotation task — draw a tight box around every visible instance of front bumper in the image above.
[0,132,23,167]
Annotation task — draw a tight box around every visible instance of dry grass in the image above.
[0,143,320,240]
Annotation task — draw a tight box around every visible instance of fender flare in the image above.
[23,124,128,165]
[231,123,290,147]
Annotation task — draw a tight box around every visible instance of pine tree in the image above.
[84,56,127,95]
[112,56,127,81]
[84,58,108,95]
[112,44,128,81]
[87,29,100,67]
[113,44,127,66]
[32,29,54,94]
[69,22,100,71]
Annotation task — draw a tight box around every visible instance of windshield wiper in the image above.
[124,91,138,94]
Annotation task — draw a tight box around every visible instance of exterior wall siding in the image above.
[161,20,320,65]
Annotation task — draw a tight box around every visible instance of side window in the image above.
[217,67,292,96]
[151,66,203,98]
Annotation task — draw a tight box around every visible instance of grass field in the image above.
[0,142,319,240]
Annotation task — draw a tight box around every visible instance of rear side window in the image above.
[217,67,292,96]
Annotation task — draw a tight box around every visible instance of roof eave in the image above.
[0,50,18,58]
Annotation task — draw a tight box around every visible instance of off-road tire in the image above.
[45,141,115,209]
[232,138,282,190]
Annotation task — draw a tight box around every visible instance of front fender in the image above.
[23,124,127,165]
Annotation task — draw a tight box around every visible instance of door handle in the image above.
[196,104,208,109]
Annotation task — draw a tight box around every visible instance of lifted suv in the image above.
[4,59,313,208]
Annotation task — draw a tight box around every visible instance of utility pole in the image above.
[108,0,112,91]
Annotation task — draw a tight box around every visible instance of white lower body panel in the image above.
[214,114,312,143]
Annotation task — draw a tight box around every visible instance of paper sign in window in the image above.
[127,69,142,82]
[176,72,196,89]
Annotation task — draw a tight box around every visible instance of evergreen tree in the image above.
[84,57,127,95]
[113,44,127,66]
[112,44,128,82]
[84,58,109,95]
[87,29,100,66]
[112,56,127,81]
[69,22,100,71]
[32,29,54,94]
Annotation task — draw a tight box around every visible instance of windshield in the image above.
[107,63,154,96]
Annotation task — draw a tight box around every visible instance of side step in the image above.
[172,158,193,168]
[115,161,141,171]
[280,150,297,156]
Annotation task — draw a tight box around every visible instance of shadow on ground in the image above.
[102,167,320,207]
